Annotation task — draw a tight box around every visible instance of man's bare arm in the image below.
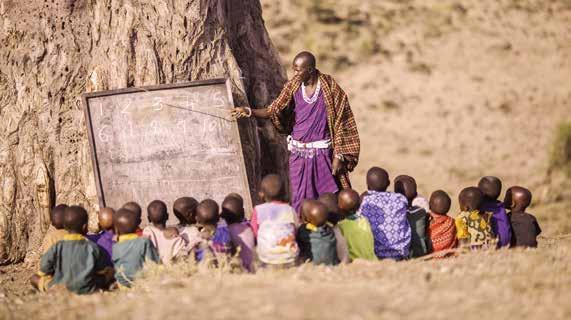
[231,106,270,119]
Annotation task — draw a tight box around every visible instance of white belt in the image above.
[287,135,331,151]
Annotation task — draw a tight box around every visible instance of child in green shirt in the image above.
[31,206,112,294]
[336,189,377,261]
[113,208,160,288]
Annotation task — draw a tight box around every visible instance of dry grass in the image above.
[1,237,569,320]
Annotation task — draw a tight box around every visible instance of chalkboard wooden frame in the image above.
[81,78,253,213]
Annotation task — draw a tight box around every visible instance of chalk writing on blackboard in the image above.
[82,79,252,223]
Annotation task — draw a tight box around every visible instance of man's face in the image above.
[292,58,312,83]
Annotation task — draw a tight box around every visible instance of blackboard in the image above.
[82,79,253,223]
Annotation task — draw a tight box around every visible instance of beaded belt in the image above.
[287,135,331,159]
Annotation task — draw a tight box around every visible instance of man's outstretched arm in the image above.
[231,106,270,119]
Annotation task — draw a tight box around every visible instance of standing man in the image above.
[233,51,360,213]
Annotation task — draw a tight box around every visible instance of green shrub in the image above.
[550,122,571,176]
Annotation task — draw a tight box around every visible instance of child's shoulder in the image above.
[392,192,407,200]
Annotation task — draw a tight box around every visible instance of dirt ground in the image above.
[1,234,569,320]
[1,0,570,319]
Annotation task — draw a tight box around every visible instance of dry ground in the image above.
[0,235,569,320]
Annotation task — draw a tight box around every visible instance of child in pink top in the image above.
[250,174,299,266]
[143,200,186,264]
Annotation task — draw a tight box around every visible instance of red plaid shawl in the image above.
[428,212,458,253]
[266,71,360,189]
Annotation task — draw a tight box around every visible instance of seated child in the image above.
[360,167,411,260]
[318,192,342,225]
[250,174,299,267]
[504,186,541,248]
[40,204,69,255]
[173,197,201,250]
[195,199,233,262]
[297,200,339,265]
[336,189,377,261]
[412,196,430,212]
[122,201,144,236]
[318,193,349,264]
[87,207,115,266]
[113,209,160,288]
[427,190,457,254]
[221,195,255,272]
[142,200,186,264]
[31,206,111,294]
[478,176,512,247]
[455,187,495,249]
[394,175,430,258]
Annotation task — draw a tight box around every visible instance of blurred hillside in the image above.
[261,0,571,233]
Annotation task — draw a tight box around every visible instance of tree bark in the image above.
[0,0,287,264]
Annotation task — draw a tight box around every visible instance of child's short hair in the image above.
[63,206,89,234]
[147,200,168,225]
[302,200,328,227]
[338,189,361,216]
[98,207,115,231]
[173,197,198,225]
[478,176,502,200]
[114,208,139,235]
[51,204,68,229]
[367,167,389,191]
[225,193,244,207]
[122,202,142,225]
[429,190,451,215]
[260,174,285,202]
[196,199,220,226]
[509,186,532,211]
[458,187,483,211]
[221,196,245,225]
[318,192,341,225]
[394,175,417,203]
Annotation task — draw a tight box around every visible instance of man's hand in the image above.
[332,157,345,176]
[231,107,250,119]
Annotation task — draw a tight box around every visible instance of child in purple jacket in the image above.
[87,207,115,266]
[478,176,512,248]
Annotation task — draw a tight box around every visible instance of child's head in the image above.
[122,201,142,227]
[429,190,451,215]
[394,175,418,205]
[478,176,502,201]
[63,206,89,234]
[147,200,168,226]
[506,186,532,212]
[367,167,390,192]
[51,204,68,229]
[458,187,483,211]
[221,195,245,225]
[173,197,198,225]
[98,207,115,231]
[259,174,285,202]
[302,200,328,227]
[196,199,220,227]
[318,192,341,225]
[114,208,139,235]
[338,189,361,217]
[226,193,244,207]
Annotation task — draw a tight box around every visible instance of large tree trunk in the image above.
[0,0,288,264]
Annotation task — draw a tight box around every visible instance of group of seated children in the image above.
[31,168,542,294]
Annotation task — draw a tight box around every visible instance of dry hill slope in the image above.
[261,0,571,231]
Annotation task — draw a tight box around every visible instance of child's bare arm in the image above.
[39,245,57,276]
[163,226,180,239]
